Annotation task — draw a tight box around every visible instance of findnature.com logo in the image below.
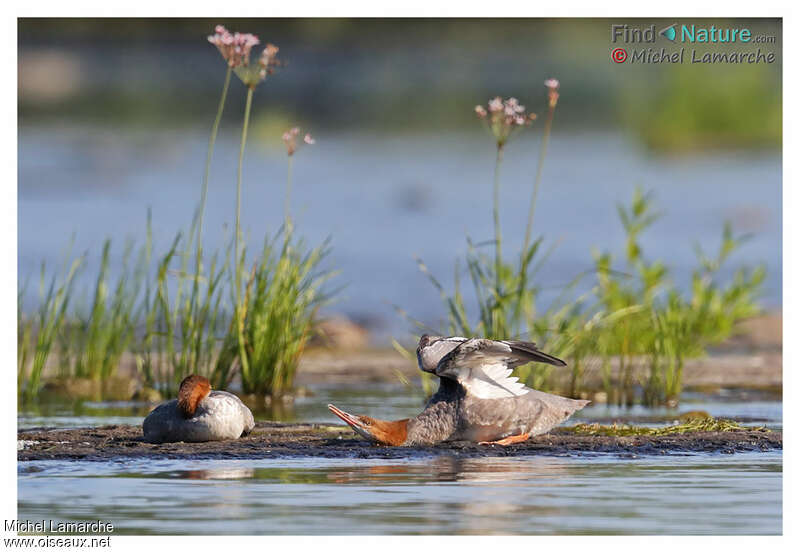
[609,22,777,64]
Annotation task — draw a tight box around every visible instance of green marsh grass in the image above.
[60,239,146,381]
[564,417,767,437]
[135,229,229,398]
[215,229,336,397]
[18,257,82,402]
[592,189,764,405]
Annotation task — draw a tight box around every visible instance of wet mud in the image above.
[17,422,781,462]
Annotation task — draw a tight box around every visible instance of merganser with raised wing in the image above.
[328,335,588,446]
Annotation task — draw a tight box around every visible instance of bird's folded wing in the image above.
[435,338,529,399]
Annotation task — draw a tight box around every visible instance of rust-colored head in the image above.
[177,375,212,418]
[327,404,408,446]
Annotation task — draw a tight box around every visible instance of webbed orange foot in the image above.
[478,433,530,446]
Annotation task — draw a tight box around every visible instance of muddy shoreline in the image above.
[17,423,781,462]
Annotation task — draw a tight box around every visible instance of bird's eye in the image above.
[360,418,372,426]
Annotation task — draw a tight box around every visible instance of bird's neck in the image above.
[405,380,462,445]
[374,419,410,446]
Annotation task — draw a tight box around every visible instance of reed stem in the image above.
[285,154,294,235]
[197,66,232,262]
[235,86,255,381]
[493,145,504,300]
[522,103,556,255]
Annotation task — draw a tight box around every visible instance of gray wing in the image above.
[434,338,529,399]
[435,338,566,400]
[417,336,564,373]
[500,340,567,368]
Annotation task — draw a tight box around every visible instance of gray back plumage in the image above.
[458,389,589,440]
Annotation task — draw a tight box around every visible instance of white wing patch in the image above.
[461,361,529,399]
[434,338,532,400]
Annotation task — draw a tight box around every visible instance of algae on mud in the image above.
[563,417,769,437]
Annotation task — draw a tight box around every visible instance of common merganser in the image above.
[328,336,588,446]
[142,375,255,443]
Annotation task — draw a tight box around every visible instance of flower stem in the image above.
[235,85,254,382]
[285,154,294,236]
[493,144,504,301]
[197,66,232,262]
[522,103,556,255]
[190,67,231,377]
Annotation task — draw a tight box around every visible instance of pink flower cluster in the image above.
[258,43,281,80]
[544,78,560,109]
[282,127,315,156]
[475,96,536,147]
[207,25,260,68]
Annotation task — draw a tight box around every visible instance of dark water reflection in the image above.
[18,454,781,534]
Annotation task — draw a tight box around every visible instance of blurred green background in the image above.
[19,18,781,151]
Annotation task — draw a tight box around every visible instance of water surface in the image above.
[18,453,781,535]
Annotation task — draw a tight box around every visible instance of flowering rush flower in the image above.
[544,78,560,109]
[258,44,281,79]
[282,127,315,156]
[208,25,260,68]
[475,96,536,147]
[208,25,282,87]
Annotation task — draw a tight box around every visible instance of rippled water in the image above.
[17,453,781,535]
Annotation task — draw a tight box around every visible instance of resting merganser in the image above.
[328,335,588,446]
[142,374,255,443]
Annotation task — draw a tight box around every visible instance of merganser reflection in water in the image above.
[143,375,255,443]
[328,335,588,446]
